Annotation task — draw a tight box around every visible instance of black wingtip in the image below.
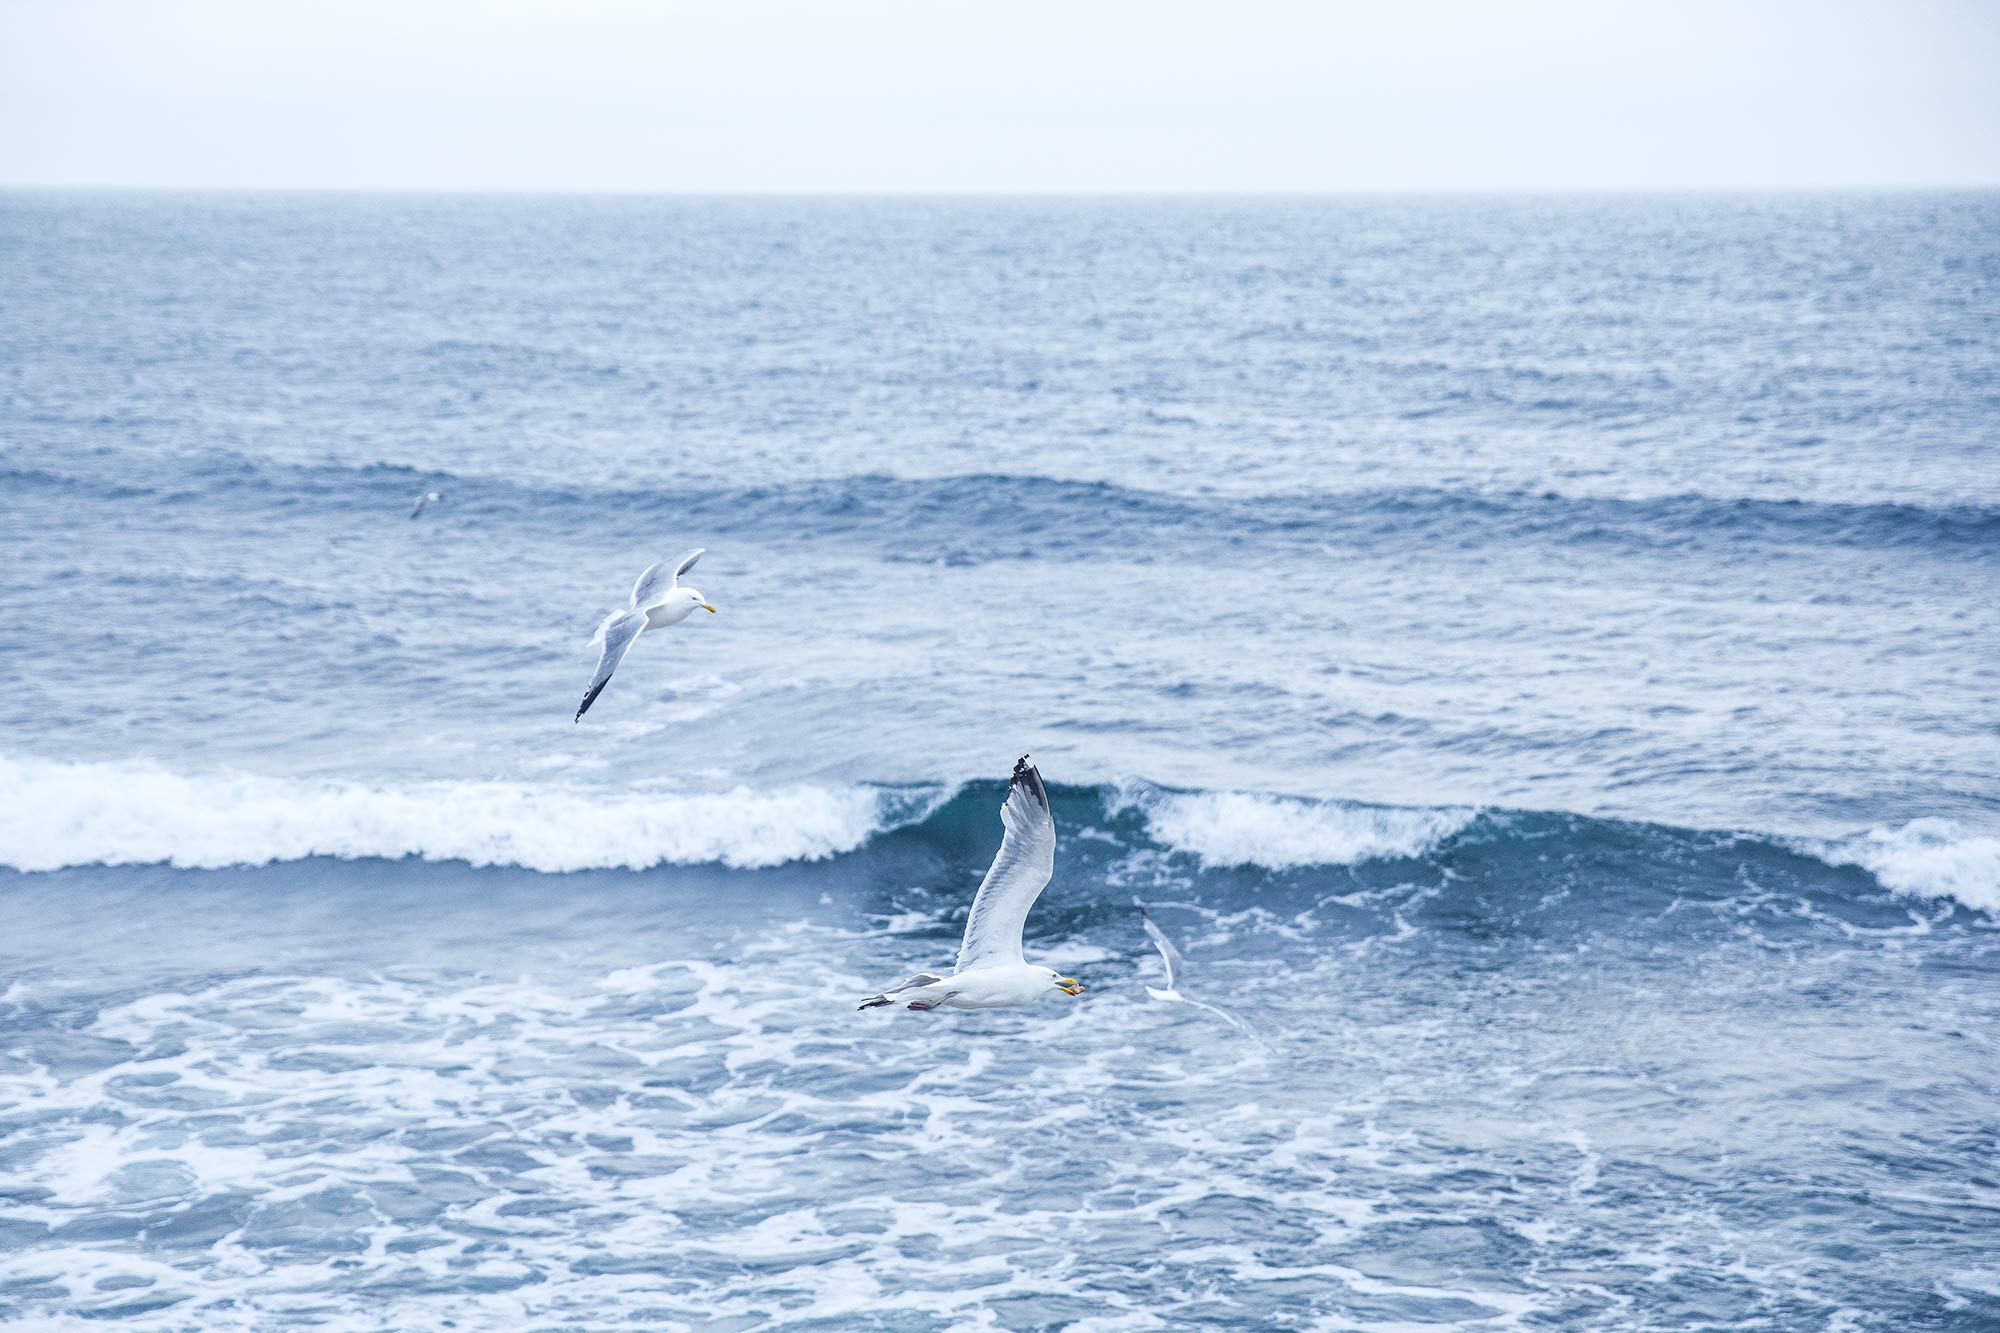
[1009,753,1049,810]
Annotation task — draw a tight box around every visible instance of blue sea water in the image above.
[1,192,1997,1331]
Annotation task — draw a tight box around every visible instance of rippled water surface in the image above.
[1,193,1997,1330]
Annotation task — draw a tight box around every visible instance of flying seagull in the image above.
[409,490,441,518]
[1135,900,1268,1044]
[859,755,1085,1012]
[575,548,716,722]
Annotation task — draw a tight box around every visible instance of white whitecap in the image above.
[1114,785,1475,870]
[1812,817,2000,915]
[0,754,941,874]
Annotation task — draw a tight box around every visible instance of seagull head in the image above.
[1045,968,1084,997]
[679,587,718,614]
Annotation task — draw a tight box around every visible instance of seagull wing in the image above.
[409,494,430,518]
[630,548,706,609]
[1134,903,1276,1050]
[576,610,646,721]
[955,756,1057,972]
[1136,902,1186,992]
[1179,994,1275,1050]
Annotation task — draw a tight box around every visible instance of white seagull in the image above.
[575,549,716,722]
[858,756,1085,1012]
[1135,900,1267,1044]
[410,490,441,518]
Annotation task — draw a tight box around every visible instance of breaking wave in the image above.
[0,755,938,874]
[1114,785,1477,869]
[3,754,1993,918]
[1810,818,2000,915]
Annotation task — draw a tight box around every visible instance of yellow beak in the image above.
[1058,978,1084,996]
[700,602,717,614]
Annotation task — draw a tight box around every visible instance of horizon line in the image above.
[4,181,1998,201]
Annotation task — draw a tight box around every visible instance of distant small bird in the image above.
[1135,900,1267,1044]
[576,549,716,722]
[858,755,1085,1012]
[409,490,442,518]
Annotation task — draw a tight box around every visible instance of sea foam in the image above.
[1812,817,2000,915]
[0,755,924,873]
[1116,786,1475,870]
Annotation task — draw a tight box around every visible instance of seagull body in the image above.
[858,756,1084,1012]
[410,490,441,518]
[1136,901,1268,1044]
[575,548,716,722]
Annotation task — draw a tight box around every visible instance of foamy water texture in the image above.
[3,193,1998,1329]
[3,823,1997,1332]
[1123,788,1476,870]
[0,756,909,873]
[1816,819,2000,915]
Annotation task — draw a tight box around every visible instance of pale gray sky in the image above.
[2,0,1996,193]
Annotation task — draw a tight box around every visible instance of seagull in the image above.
[409,490,441,518]
[858,755,1085,1012]
[575,549,716,722]
[1135,900,1268,1044]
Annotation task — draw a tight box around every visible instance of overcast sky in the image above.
[2,0,1996,193]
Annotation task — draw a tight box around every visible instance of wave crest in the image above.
[0,756,925,873]
[1813,818,2000,914]
[1115,786,1475,870]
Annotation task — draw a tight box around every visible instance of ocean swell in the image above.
[5,754,1994,920]
[13,452,2000,563]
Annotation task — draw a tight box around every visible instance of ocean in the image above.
[1,191,1996,1330]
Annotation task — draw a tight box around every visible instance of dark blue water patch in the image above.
[9,451,1998,568]
[0,857,860,988]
